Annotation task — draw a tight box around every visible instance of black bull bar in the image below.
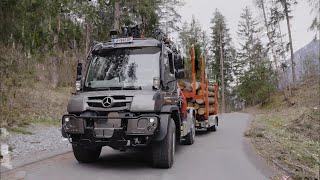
[61,114,160,145]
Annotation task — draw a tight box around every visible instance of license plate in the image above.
[112,37,133,44]
[95,119,108,128]
[94,112,122,128]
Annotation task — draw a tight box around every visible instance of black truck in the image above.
[61,29,196,168]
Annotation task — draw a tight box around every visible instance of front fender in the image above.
[153,114,170,141]
[161,105,179,113]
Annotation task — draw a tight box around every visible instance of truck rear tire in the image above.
[152,118,176,168]
[72,145,102,163]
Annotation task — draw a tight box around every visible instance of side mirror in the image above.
[175,70,185,79]
[76,63,82,91]
[76,63,82,81]
[174,55,184,70]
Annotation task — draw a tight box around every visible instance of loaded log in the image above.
[178,80,201,91]
[194,103,200,110]
[195,98,214,105]
[197,90,215,97]
[187,102,194,107]
[196,99,205,104]
[198,107,215,115]
[207,86,214,92]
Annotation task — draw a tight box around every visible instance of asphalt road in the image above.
[1,113,278,180]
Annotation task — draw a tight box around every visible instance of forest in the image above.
[0,0,319,124]
[0,0,319,179]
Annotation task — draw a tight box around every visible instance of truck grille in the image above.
[87,96,133,109]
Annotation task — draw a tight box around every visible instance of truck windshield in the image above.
[85,47,160,90]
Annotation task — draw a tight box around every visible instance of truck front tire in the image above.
[72,145,102,163]
[182,120,195,145]
[152,118,176,168]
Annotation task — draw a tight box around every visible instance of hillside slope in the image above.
[246,78,320,179]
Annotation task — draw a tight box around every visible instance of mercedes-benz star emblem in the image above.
[102,97,114,108]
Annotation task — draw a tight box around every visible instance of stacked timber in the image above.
[178,81,201,92]
[178,80,216,117]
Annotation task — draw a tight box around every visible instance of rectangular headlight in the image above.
[62,115,84,134]
[126,117,159,135]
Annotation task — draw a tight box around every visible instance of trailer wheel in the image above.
[72,145,102,163]
[152,118,176,168]
[208,125,217,132]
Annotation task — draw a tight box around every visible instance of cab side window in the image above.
[163,50,176,91]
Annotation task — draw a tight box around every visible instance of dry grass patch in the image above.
[0,82,71,129]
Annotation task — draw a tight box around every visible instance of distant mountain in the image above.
[279,39,319,88]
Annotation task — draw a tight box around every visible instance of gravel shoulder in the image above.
[1,124,71,172]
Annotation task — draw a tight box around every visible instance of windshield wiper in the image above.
[85,84,123,91]
[122,86,142,90]
[85,86,111,91]
[85,83,141,91]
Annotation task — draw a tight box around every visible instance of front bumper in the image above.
[61,114,159,141]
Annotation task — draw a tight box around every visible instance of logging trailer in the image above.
[178,47,219,132]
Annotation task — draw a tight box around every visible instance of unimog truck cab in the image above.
[61,29,196,168]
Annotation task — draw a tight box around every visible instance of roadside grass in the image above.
[8,127,33,135]
[28,116,61,127]
[1,81,70,134]
[247,79,320,179]
[252,110,319,179]
[7,116,61,135]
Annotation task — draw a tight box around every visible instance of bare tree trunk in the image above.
[219,33,225,113]
[52,12,61,88]
[11,11,15,50]
[113,0,120,31]
[261,0,279,69]
[58,13,61,34]
[283,0,296,84]
[51,57,59,88]
[11,33,15,50]
[85,22,90,54]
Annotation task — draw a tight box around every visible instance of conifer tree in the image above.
[210,9,234,112]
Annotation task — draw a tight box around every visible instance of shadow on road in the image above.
[92,150,152,169]
[80,143,185,170]
[195,130,211,136]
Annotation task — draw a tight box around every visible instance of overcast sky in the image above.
[177,0,316,52]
